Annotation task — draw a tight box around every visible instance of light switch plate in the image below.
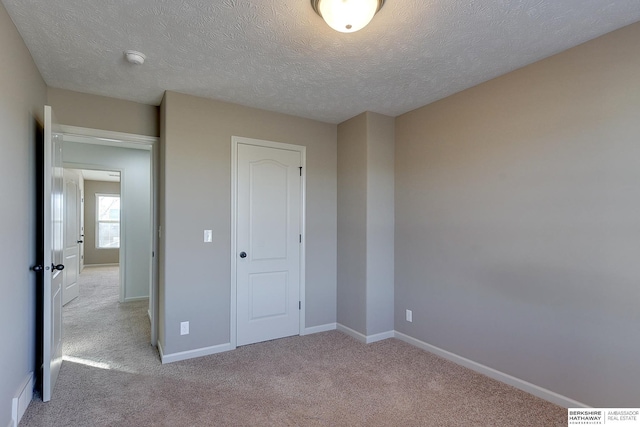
[204,230,212,242]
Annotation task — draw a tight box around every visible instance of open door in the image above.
[62,169,80,305]
[41,105,64,402]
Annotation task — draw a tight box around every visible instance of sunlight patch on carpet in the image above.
[63,355,111,370]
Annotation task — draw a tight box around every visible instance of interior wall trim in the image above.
[59,125,158,149]
[10,372,33,427]
[302,323,337,335]
[83,263,119,267]
[158,341,234,364]
[366,330,395,344]
[160,326,587,408]
[337,324,394,344]
[394,331,589,409]
[336,323,367,343]
[123,296,148,303]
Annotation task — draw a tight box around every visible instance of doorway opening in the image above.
[60,125,158,349]
[39,107,158,403]
[62,168,122,306]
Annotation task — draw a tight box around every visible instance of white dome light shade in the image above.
[313,0,385,33]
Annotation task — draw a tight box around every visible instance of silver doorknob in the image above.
[239,252,247,258]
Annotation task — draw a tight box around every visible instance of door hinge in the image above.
[299,301,301,310]
[299,234,302,243]
[299,166,302,176]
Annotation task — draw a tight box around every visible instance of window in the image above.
[96,194,120,249]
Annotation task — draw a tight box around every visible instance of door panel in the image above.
[250,161,289,260]
[80,189,84,272]
[249,271,289,319]
[43,105,64,402]
[236,143,301,346]
[63,170,80,305]
[53,285,62,348]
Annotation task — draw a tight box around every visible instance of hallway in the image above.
[62,265,156,373]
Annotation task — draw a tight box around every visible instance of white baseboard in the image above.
[157,340,164,359]
[302,323,336,335]
[366,330,395,343]
[83,263,119,267]
[337,323,367,343]
[123,296,149,303]
[336,324,394,344]
[11,372,34,427]
[159,323,338,364]
[393,331,588,408]
[155,325,587,408]
[159,341,234,364]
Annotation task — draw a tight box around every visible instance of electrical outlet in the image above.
[204,230,212,242]
[180,321,189,335]
[406,309,413,322]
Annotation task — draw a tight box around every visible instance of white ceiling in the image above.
[3,0,640,124]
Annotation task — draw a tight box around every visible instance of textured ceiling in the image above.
[3,0,640,124]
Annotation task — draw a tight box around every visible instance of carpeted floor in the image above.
[21,266,566,426]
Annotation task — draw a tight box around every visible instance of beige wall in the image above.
[83,180,121,265]
[337,112,395,337]
[48,87,159,137]
[0,2,47,424]
[365,112,395,336]
[394,22,640,407]
[337,113,368,334]
[160,91,337,355]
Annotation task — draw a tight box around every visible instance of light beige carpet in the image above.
[21,266,566,426]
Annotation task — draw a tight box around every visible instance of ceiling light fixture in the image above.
[311,0,385,33]
[124,50,146,65]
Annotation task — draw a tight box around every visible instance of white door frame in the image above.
[59,125,160,347]
[230,136,306,349]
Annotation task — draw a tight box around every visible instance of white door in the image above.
[79,188,85,272]
[62,169,80,305]
[43,105,64,402]
[236,142,303,346]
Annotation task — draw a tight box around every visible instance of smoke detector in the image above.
[124,50,146,65]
